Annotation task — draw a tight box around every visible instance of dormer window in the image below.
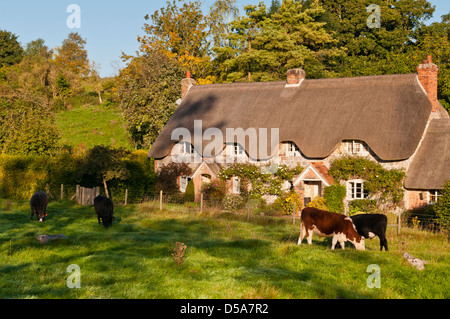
[180,142,194,155]
[286,142,300,156]
[346,140,370,156]
[234,144,245,157]
[347,140,362,155]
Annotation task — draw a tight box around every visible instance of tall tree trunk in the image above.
[103,177,109,198]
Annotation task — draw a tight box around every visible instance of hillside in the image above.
[55,103,132,151]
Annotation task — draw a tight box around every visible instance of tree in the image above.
[77,145,131,198]
[24,38,52,60]
[54,32,89,75]
[0,97,61,155]
[0,30,23,67]
[116,51,183,149]
[139,0,211,79]
[216,0,342,82]
[318,0,435,76]
[209,0,240,48]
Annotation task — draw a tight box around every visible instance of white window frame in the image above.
[347,140,363,155]
[180,176,191,193]
[234,144,244,156]
[286,142,299,156]
[232,176,240,194]
[428,190,441,204]
[347,179,368,200]
[180,142,194,155]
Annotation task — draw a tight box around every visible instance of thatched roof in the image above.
[404,119,450,190]
[148,73,432,161]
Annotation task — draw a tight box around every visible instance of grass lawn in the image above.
[55,104,132,150]
[0,199,448,299]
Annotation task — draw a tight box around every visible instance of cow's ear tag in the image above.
[45,214,48,216]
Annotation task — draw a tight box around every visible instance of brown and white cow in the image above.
[297,207,365,250]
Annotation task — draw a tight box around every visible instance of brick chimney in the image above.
[286,68,305,86]
[417,55,439,112]
[181,71,196,99]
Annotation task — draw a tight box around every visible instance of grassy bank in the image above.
[55,103,131,150]
[0,200,448,299]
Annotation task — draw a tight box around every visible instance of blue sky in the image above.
[0,0,448,78]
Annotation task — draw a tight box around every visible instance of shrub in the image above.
[201,180,226,207]
[154,162,191,193]
[434,180,450,233]
[324,184,346,213]
[222,194,245,212]
[273,190,303,215]
[348,199,379,215]
[307,196,328,210]
[184,179,195,202]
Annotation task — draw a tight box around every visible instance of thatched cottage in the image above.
[148,56,449,210]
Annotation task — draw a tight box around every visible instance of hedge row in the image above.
[0,150,156,204]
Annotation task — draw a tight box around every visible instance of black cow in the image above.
[350,214,388,251]
[94,195,114,228]
[30,191,49,223]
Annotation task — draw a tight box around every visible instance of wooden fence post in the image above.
[397,212,401,235]
[200,193,203,213]
[61,184,64,200]
[293,202,296,225]
[124,189,128,206]
[160,190,163,211]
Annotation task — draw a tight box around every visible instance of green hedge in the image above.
[0,149,155,203]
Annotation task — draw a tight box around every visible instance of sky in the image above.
[0,0,449,78]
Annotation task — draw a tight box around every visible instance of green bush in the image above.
[0,148,156,202]
[434,180,450,233]
[324,184,346,213]
[202,180,226,207]
[184,179,195,202]
[307,196,328,211]
[222,194,245,212]
[348,199,379,215]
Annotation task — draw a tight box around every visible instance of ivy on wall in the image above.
[329,156,406,209]
[218,163,304,198]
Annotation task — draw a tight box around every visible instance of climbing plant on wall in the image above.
[328,156,406,210]
[218,163,303,198]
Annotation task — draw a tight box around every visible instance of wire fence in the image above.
[43,185,446,235]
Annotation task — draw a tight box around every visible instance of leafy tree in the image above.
[0,97,61,156]
[77,145,131,198]
[116,51,183,149]
[209,0,240,48]
[139,0,211,79]
[54,32,89,75]
[24,38,52,60]
[215,0,342,82]
[0,30,23,67]
[318,0,435,76]
[155,162,192,193]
